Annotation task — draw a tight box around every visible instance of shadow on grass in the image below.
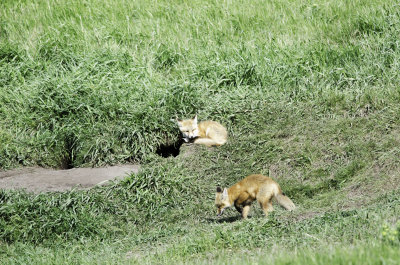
[156,138,184,158]
[205,215,243,223]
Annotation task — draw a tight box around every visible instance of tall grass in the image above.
[1,0,400,168]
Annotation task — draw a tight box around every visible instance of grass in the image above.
[1,0,400,263]
[1,0,400,168]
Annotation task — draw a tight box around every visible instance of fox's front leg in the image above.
[234,202,243,214]
[242,205,251,219]
[235,194,249,217]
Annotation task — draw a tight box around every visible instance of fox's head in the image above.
[215,187,231,216]
[177,115,199,142]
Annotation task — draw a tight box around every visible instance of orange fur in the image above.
[215,174,295,219]
[177,116,227,146]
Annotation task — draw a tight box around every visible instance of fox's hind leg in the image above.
[258,194,274,217]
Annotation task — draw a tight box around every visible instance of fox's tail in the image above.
[275,192,295,211]
[194,137,226,146]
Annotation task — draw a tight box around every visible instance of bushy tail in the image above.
[194,137,226,146]
[275,192,295,211]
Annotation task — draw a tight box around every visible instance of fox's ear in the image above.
[216,187,222,193]
[222,188,228,198]
[176,118,182,125]
[193,115,197,124]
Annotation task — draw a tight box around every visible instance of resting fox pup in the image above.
[215,174,295,219]
[177,115,227,147]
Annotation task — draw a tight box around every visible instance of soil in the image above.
[0,164,140,193]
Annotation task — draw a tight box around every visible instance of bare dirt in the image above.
[0,164,140,193]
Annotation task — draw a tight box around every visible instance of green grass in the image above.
[1,0,400,263]
[1,0,400,168]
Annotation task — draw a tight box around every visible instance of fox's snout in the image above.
[217,208,225,216]
[183,135,196,142]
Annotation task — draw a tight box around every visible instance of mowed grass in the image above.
[1,0,400,264]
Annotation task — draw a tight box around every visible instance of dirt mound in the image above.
[0,164,140,193]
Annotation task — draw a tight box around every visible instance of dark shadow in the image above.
[156,138,184,158]
[60,133,77,169]
[60,156,74,170]
[205,215,243,223]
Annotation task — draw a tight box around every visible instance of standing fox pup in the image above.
[215,174,295,219]
[177,115,227,147]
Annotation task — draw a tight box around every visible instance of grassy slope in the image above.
[1,0,399,168]
[1,0,400,264]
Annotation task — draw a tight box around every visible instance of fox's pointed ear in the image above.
[216,187,222,193]
[193,115,198,124]
[222,188,228,198]
[176,118,182,125]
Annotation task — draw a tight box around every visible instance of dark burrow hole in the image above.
[60,133,77,169]
[156,139,184,158]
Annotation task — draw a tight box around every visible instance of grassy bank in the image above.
[1,0,400,264]
[1,0,400,168]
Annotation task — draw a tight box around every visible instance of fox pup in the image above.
[177,115,227,147]
[215,174,295,219]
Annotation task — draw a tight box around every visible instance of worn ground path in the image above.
[0,164,140,193]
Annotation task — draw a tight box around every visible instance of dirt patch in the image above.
[344,168,400,209]
[0,164,140,193]
[292,211,322,222]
